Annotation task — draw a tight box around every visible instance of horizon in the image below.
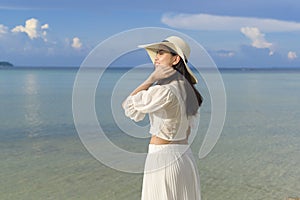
[3,64,300,70]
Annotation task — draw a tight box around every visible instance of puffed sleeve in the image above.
[122,85,174,122]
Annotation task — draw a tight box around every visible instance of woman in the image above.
[122,36,203,200]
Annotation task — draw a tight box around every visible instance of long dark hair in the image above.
[157,58,203,116]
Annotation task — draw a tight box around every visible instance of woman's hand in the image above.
[148,65,176,83]
[129,65,176,96]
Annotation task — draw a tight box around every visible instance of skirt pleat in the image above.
[141,144,201,200]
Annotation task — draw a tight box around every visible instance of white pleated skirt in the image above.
[141,144,201,200]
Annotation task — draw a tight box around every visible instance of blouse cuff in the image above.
[122,96,146,122]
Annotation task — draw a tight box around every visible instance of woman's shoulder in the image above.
[150,80,185,98]
[147,84,179,101]
[149,84,171,92]
[158,79,182,87]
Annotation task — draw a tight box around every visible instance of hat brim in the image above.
[138,42,198,84]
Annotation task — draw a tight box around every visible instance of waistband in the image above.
[148,143,192,154]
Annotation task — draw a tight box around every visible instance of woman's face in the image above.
[154,47,180,68]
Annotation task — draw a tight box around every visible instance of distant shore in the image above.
[0,61,14,67]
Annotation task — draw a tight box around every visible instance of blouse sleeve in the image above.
[122,85,174,122]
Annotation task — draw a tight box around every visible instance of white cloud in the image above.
[288,51,297,60]
[12,18,39,39]
[11,18,48,41]
[71,37,82,49]
[161,13,300,32]
[215,50,235,57]
[41,24,49,30]
[0,24,8,35]
[241,27,274,55]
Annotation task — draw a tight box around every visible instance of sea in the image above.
[0,67,299,200]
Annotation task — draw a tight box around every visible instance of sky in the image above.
[0,0,300,68]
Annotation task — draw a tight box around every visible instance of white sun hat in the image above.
[138,36,198,84]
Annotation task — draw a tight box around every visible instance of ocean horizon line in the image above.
[2,65,300,72]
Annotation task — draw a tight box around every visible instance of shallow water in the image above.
[1,68,299,200]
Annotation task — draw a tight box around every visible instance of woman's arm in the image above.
[129,77,155,96]
[130,65,175,96]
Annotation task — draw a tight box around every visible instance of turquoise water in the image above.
[1,67,300,199]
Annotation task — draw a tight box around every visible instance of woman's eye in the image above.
[157,50,167,55]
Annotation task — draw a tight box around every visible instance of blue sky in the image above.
[0,0,300,68]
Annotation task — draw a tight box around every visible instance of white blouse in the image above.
[122,80,198,141]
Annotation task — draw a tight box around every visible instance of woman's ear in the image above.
[172,55,181,65]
